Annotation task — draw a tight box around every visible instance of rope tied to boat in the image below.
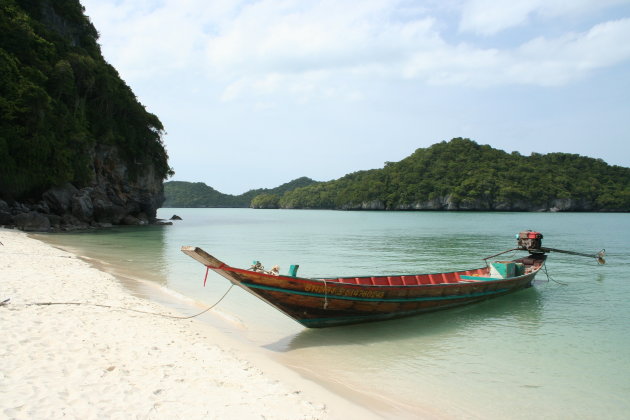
[1,283,234,320]
[542,264,568,286]
[322,278,329,310]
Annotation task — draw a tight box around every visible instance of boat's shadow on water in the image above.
[264,285,546,352]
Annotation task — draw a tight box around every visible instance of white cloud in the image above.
[205,1,435,74]
[83,0,241,78]
[204,0,439,101]
[459,0,630,36]
[404,18,630,87]
[511,18,630,83]
[83,0,630,101]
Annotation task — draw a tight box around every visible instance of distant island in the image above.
[163,177,318,208]
[165,138,630,212]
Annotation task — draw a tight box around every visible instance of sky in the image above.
[81,0,630,194]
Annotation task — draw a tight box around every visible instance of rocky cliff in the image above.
[1,144,166,231]
[0,0,171,231]
[337,196,598,212]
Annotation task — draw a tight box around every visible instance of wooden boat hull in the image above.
[182,247,546,328]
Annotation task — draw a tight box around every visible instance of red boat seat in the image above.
[333,277,356,284]
[371,276,390,285]
[388,276,404,286]
[442,272,458,283]
[426,274,442,284]
[329,269,489,286]
[402,275,412,285]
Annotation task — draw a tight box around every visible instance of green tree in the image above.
[0,0,172,199]
[276,138,630,212]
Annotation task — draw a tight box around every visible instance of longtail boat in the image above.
[182,231,605,328]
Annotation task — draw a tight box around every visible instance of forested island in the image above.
[163,177,317,208]
[166,138,630,212]
[274,138,630,211]
[0,0,171,230]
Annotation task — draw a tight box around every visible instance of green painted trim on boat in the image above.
[459,275,502,281]
[242,282,510,303]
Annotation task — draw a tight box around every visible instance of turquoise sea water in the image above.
[40,209,630,419]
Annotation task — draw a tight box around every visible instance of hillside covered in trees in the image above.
[0,0,172,230]
[163,177,318,208]
[267,138,630,211]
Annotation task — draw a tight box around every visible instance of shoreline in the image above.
[0,229,382,419]
[28,229,454,419]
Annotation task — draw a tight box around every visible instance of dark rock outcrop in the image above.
[324,195,608,212]
[0,200,12,225]
[2,145,165,232]
[14,211,51,232]
[42,183,78,214]
[71,188,94,222]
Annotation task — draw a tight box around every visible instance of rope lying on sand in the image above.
[1,240,234,319]
[1,284,234,320]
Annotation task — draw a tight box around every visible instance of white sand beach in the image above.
[0,229,380,420]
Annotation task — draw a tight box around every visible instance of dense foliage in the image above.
[163,177,318,208]
[163,181,244,208]
[0,0,172,199]
[278,138,630,211]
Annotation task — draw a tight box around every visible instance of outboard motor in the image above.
[517,230,543,251]
[486,231,604,265]
[514,230,605,264]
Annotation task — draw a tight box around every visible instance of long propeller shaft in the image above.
[540,247,606,264]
